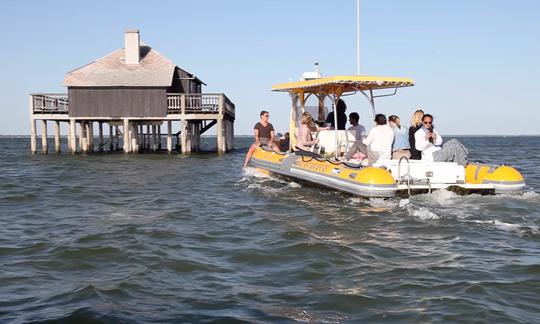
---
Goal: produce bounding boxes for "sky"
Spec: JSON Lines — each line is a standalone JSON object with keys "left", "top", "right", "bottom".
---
{"left": 0, "top": 0, "right": 539, "bottom": 135}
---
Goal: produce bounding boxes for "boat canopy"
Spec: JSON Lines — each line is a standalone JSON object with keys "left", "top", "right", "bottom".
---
{"left": 271, "top": 75, "right": 414, "bottom": 94}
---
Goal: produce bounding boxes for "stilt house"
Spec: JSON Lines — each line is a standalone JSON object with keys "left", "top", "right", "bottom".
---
{"left": 29, "top": 29, "right": 235, "bottom": 154}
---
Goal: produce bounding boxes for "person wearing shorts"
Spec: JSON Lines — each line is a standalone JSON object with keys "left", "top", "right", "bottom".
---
{"left": 243, "top": 110, "right": 279, "bottom": 168}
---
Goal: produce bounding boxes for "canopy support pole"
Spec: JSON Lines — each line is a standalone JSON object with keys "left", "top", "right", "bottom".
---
{"left": 360, "top": 89, "right": 376, "bottom": 119}
{"left": 332, "top": 92, "right": 341, "bottom": 158}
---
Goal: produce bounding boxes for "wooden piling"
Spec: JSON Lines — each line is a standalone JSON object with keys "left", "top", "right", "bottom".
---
{"left": 167, "top": 121, "right": 172, "bottom": 153}
{"left": 181, "top": 119, "right": 188, "bottom": 154}
{"left": 152, "top": 125, "right": 157, "bottom": 151}
{"left": 87, "top": 122, "right": 94, "bottom": 152}
{"left": 157, "top": 124, "right": 162, "bottom": 150}
{"left": 54, "top": 120, "right": 61, "bottom": 153}
{"left": 30, "top": 118, "right": 37, "bottom": 154}
{"left": 123, "top": 119, "right": 130, "bottom": 153}
{"left": 109, "top": 124, "right": 114, "bottom": 151}
{"left": 115, "top": 126, "right": 120, "bottom": 150}
{"left": 29, "top": 95, "right": 37, "bottom": 154}
{"left": 80, "top": 121, "right": 88, "bottom": 153}
{"left": 98, "top": 122, "right": 104, "bottom": 151}
{"left": 41, "top": 120, "right": 48, "bottom": 154}
{"left": 216, "top": 118, "right": 224, "bottom": 154}
{"left": 131, "top": 123, "right": 138, "bottom": 152}
{"left": 69, "top": 119, "right": 76, "bottom": 154}
{"left": 146, "top": 125, "right": 151, "bottom": 150}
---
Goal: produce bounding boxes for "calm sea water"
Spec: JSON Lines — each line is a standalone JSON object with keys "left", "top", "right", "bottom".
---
{"left": 1, "top": 136, "right": 539, "bottom": 323}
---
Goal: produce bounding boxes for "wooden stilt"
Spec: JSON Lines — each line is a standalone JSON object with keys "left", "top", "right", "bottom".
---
{"left": 78, "top": 122, "right": 84, "bottom": 152}
{"left": 123, "top": 119, "right": 130, "bottom": 153}
{"left": 109, "top": 124, "right": 114, "bottom": 151}
{"left": 146, "top": 125, "right": 151, "bottom": 150}
{"left": 217, "top": 118, "right": 224, "bottom": 154}
{"left": 181, "top": 119, "right": 188, "bottom": 154}
{"left": 167, "top": 120, "right": 172, "bottom": 153}
{"left": 115, "top": 126, "right": 120, "bottom": 150}
{"left": 54, "top": 120, "right": 61, "bottom": 154}
{"left": 69, "top": 119, "right": 76, "bottom": 154}
{"left": 87, "top": 122, "right": 94, "bottom": 152}
{"left": 41, "top": 120, "right": 48, "bottom": 154}
{"left": 138, "top": 124, "right": 144, "bottom": 150}
{"left": 29, "top": 95, "right": 37, "bottom": 154}
{"left": 157, "top": 124, "right": 162, "bottom": 150}
{"left": 151, "top": 125, "right": 157, "bottom": 151}
{"left": 30, "top": 118, "right": 37, "bottom": 154}
{"left": 98, "top": 122, "right": 104, "bottom": 151}
{"left": 131, "top": 123, "right": 138, "bottom": 152}
{"left": 80, "top": 121, "right": 88, "bottom": 153}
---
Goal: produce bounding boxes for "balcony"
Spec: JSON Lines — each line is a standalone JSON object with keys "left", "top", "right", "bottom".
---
{"left": 30, "top": 93, "right": 235, "bottom": 119}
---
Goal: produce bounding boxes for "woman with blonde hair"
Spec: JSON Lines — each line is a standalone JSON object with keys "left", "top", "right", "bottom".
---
{"left": 295, "top": 111, "right": 321, "bottom": 157}
{"left": 408, "top": 109, "right": 424, "bottom": 160}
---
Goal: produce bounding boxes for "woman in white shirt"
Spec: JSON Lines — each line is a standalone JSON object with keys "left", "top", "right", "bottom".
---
{"left": 362, "top": 114, "right": 394, "bottom": 162}
{"left": 414, "top": 114, "right": 469, "bottom": 166}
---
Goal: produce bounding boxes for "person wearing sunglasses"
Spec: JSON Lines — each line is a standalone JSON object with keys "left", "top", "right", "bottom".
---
{"left": 243, "top": 110, "right": 279, "bottom": 168}
{"left": 414, "top": 114, "right": 469, "bottom": 166}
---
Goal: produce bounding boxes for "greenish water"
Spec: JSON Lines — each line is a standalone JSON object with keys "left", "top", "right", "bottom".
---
{"left": 1, "top": 136, "right": 539, "bottom": 323}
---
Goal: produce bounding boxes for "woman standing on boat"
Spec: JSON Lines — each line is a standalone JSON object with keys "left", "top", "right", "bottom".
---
{"left": 409, "top": 109, "right": 424, "bottom": 160}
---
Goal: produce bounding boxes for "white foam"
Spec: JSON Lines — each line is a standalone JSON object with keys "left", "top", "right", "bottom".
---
{"left": 368, "top": 198, "right": 398, "bottom": 208}
{"left": 399, "top": 199, "right": 410, "bottom": 208}
{"left": 470, "top": 219, "right": 521, "bottom": 232}
{"left": 243, "top": 167, "right": 270, "bottom": 178}
{"left": 408, "top": 207, "right": 440, "bottom": 220}
{"left": 287, "top": 182, "right": 301, "bottom": 188}
{"left": 425, "top": 189, "right": 459, "bottom": 205}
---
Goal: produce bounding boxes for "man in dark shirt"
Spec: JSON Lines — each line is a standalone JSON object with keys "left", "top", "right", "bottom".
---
{"left": 243, "top": 110, "right": 279, "bottom": 168}
{"left": 325, "top": 99, "right": 347, "bottom": 130}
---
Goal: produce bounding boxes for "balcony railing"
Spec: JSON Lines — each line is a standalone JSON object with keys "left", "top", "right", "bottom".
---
{"left": 30, "top": 93, "right": 235, "bottom": 117}
{"left": 31, "top": 94, "right": 69, "bottom": 114}
{"left": 166, "top": 93, "right": 235, "bottom": 116}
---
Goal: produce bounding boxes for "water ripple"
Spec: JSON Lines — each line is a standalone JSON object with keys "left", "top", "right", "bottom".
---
{"left": 0, "top": 136, "right": 539, "bottom": 322}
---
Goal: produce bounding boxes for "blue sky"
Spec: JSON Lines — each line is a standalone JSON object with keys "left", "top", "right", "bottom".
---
{"left": 1, "top": 0, "right": 539, "bottom": 135}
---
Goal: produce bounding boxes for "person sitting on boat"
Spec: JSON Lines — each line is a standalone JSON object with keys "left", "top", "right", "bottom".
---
{"left": 295, "top": 112, "right": 322, "bottom": 157}
{"left": 342, "top": 113, "right": 367, "bottom": 161}
{"left": 279, "top": 132, "right": 290, "bottom": 152}
{"left": 414, "top": 114, "right": 469, "bottom": 166}
{"left": 408, "top": 109, "right": 424, "bottom": 160}
{"left": 363, "top": 114, "right": 394, "bottom": 162}
{"left": 325, "top": 99, "right": 347, "bottom": 130}
{"left": 389, "top": 115, "right": 411, "bottom": 160}
{"left": 243, "top": 110, "right": 280, "bottom": 168}
{"left": 348, "top": 112, "right": 366, "bottom": 140}
{"left": 343, "top": 113, "right": 393, "bottom": 164}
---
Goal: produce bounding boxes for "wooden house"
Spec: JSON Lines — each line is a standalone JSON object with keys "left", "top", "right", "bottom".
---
{"left": 30, "top": 29, "right": 235, "bottom": 154}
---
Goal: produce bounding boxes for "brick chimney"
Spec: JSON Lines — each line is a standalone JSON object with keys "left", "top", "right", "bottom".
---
{"left": 124, "top": 29, "right": 140, "bottom": 64}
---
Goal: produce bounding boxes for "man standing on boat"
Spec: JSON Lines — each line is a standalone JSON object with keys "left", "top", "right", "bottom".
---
{"left": 243, "top": 110, "right": 279, "bottom": 168}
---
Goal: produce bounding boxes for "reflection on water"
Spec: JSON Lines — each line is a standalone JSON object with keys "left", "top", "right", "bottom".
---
{"left": 0, "top": 136, "right": 539, "bottom": 323}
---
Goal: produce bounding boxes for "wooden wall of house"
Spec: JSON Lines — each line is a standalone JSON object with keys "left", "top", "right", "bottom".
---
{"left": 68, "top": 87, "right": 167, "bottom": 117}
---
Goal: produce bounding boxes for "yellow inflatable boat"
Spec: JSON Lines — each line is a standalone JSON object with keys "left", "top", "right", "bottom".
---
{"left": 247, "top": 74, "right": 526, "bottom": 198}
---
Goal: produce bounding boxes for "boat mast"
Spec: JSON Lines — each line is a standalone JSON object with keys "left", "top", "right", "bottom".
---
{"left": 356, "top": 0, "right": 360, "bottom": 75}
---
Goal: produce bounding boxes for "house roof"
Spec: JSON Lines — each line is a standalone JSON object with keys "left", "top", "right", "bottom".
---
{"left": 63, "top": 43, "right": 178, "bottom": 87}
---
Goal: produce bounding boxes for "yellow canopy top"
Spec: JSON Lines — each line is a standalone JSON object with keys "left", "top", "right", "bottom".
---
{"left": 271, "top": 75, "right": 414, "bottom": 94}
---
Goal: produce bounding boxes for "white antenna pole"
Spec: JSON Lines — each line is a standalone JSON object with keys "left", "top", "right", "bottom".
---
{"left": 356, "top": 0, "right": 360, "bottom": 75}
